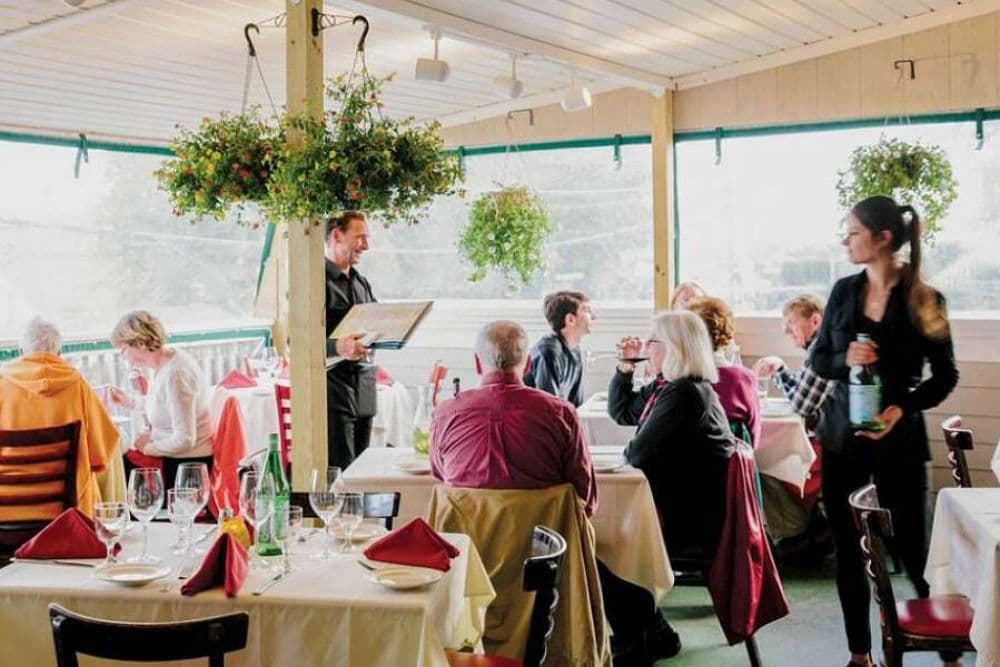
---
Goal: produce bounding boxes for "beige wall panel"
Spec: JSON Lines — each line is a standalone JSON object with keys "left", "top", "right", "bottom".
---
{"left": 441, "top": 124, "right": 467, "bottom": 148}
{"left": 626, "top": 88, "right": 653, "bottom": 134}
{"left": 777, "top": 59, "right": 819, "bottom": 121}
{"left": 859, "top": 37, "right": 905, "bottom": 118}
{"left": 817, "top": 49, "right": 862, "bottom": 120}
{"left": 949, "top": 13, "right": 998, "bottom": 110}
{"left": 591, "top": 88, "right": 630, "bottom": 136}
{"left": 532, "top": 104, "right": 573, "bottom": 140}
{"left": 903, "top": 26, "right": 952, "bottom": 114}
{"left": 674, "top": 79, "right": 738, "bottom": 131}
{"left": 737, "top": 69, "right": 779, "bottom": 125}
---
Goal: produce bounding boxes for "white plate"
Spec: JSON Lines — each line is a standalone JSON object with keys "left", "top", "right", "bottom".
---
{"left": 593, "top": 458, "right": 626, "bottom": 473}
{"left": 762, "top": 399, "right": 795, "bottom": 417}
{"left": 393, "top": 461, "right": 431, "bottom": 475}
{"left": 94, "top": 564, "right": 171, "bottom": 587}
{"left": 591, "top": 391, "right": 608, "bottom": 401}
{"left": 330, "top": 523, "right": 386, "bottom": 542}
{"left": 369, "top": 566, "right": 443, "bottom": 590}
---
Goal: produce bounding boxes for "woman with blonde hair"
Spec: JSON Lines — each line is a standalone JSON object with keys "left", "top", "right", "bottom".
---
{"left": 109, "top": 310, "right": 213, "bottom": 489}
{"left": 609, "top": 310, "right": 735, "bottom": 556}
{"left": 669, "top": 281, "right": 706, "bottom": 310}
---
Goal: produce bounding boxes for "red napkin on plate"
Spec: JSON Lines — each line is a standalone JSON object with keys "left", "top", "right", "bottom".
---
{"left": 181, "top": 533, "right": 248, "bottom": 598}
{"left": 219, "top": 369, "right": 257, "bottom": 389}
{"left": 363, "top": 517, "right": 460, "bottom": 571}
{"left": 14, "top": 508, "right": 109, "bottom": 559}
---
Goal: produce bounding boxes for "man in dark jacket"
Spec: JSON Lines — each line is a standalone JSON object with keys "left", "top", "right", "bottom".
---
{"left": 325, "top": 211, "right": 377, "bottom": 469}
{"left": 523, "top": 291, "right": 593, "bottom": 407}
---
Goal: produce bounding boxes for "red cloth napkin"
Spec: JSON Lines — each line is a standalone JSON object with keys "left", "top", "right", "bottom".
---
{"left": 181, "top": 533, "right": 249, "bottom": 598}
{"left": 363, "top": 517, "right": 460, "bottom": 571}
{"left": 219, "top": 369, "right": 257, "bottom": 389}
{"left": 125, "top": 449, "right": 163, "bottom": 471}
{"left": 375, "top": 366, "right": 394, "bottom": 386}
{"left": 14, "top": 508, "right": 109, "bottom": 559}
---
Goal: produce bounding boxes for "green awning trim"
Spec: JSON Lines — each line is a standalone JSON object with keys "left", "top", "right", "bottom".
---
{"left": 256, "top": 222, "right": 277, "bottom": 298}
{"left": 0, "top": 130, "right": 172, "bottom": 155}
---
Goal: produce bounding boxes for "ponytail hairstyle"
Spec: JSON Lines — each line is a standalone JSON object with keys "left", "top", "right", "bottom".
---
{"left": 851, "top": 195, "right": 949, "bottom": 340}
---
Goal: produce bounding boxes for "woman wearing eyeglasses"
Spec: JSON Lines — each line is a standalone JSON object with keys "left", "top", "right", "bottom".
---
{"left": 609, "top": 310, "right": 735, "bottom": 557}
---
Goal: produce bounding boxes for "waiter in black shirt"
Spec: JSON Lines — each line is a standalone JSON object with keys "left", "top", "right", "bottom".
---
{"left": 324, "top": 211, "right": 377, "bottom": 469}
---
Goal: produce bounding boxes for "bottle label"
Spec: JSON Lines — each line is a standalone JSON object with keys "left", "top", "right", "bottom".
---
{"left": 849, "top": 385, "right": 881, "bottom": 427}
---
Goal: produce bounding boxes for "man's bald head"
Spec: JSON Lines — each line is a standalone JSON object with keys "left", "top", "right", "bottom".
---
{"left": 474, "top": 320, "right": 528, "bottom": 372}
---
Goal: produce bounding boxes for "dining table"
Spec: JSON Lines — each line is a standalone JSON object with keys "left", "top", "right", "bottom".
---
{"left": 0, "top": 523, "right": 495, "bottom": 667}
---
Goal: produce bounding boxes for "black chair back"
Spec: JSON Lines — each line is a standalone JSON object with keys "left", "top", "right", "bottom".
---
{"left": 0, "top": 421, "right": 80, "bottom": 552}
{"left": 847, "top": 485, "right": 902, "bottom": 650}
{"left": 291, "top": 491, "right": 401, "bottom": 528}
{"left": 522, "top": 525, "right": 567, "bottom": 667}
{"left": 941, "top": 416, "right": 974, "bottom": 488}
{"left": 48, "top": 604, "right": 249, "bottom": 667}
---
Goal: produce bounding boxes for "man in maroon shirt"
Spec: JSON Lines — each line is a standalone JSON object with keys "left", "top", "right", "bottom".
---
{"left": 431, "top": 320, "right": 680, "bottom": 666}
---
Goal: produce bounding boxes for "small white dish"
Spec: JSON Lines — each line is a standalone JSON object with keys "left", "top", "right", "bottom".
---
{"left": 393, "top": 461, "right": 431, "bottom": 475}
{"left": 591, "top": 391, "right": 608, "bottom": 402}
{"left": 369, "top": 566, "right": 443, "bottom": 590}
{"left": 593, "top": 458, "right": 626, "bottom": 473}
{"left": 94, "top": 563, "right": 171, "bottom": 587}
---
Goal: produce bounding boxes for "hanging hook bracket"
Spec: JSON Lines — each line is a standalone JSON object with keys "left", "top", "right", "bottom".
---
{"left": 974, "top": 107, "right": 985, "bottom": 150}
{"left": 893, "top": 59, "right": 915, "bottom": 80}
{"left": 353, "top": 15, "right": 369, "bottom": 53}
{"left": 714, "top": 127, "right": 723, "bottom": 166}
{"left": 243, "top": 23, "right": 259, "bottom": 57}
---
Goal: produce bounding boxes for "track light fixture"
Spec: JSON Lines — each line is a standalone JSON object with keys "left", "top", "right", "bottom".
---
{"left": 492, "top": 56, "right": 523, "bottom": 100}
{"left": 561, "top": 67, "right": 592, "bottom": 113}
{"left": 414, "top": 27, "right": 450, "bottom": 82}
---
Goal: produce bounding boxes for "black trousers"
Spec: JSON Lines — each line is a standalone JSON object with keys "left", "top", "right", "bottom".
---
{"left": 327, "top": 411, "right": 372, "bottom": 470}
{"left": 123, "top": 454, "right": 215, "bottom": 495}
{"left": 597, "top": 560, "right": 661, "bottom": 642}
{"left": 823, "top": 448, "right": 933, "bottom": 655}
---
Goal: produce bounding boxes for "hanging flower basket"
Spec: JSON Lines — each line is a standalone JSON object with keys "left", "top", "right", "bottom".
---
{"left": 458, "top": 185, "right": 552, "bottom": 286}
{"left": 835, "top": 136, "right": 957, "bottom": 242}
{"left": 156, "top": 73, "right": 463, "bottom": 226}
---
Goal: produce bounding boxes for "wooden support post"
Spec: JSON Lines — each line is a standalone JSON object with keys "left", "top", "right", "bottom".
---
{"left": 651, "top": 90, "right": 675, "bottom": 311}
{"left": 285, "top": 0, "right": 327, "bottom": 489}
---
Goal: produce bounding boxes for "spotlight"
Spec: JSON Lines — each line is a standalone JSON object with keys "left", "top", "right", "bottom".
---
{"left": 492, "top": 56, "right": 523, "bottom": 99}
{"left": 561, "top": 68, "right": 592, "bottom": 112}
{"left": 64, "top": 0, "right": 86, "bottom": 6}
{"left": 415, "top": 28, "right": 450, "bottom": 82}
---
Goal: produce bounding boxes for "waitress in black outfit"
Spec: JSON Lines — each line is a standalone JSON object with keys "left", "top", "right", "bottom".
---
{"left": 810, "top": 196, "right": 959, "bottom": 667}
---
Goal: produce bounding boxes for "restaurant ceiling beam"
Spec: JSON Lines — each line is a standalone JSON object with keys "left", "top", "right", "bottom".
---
{"left": 674, "top": 0, "right": 1000, "bottom": 90}
{"left": 351, "top": 0, "right": 675, "bottom": 89}
{"left": 0, "top": 0, "right": 159, "bottom": 48}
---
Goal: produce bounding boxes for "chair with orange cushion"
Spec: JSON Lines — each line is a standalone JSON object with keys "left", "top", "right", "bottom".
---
{"left": 0, "top": 422, "right": 80, "bottom": 555}
{"left": 940, "top": 416, "right": 974, "bottom": 488}
{"left": 447, "top": 525, "right": 567, "bottom": 667}
{"left": 848, "top": 483, "right": 975, "bottom": 666}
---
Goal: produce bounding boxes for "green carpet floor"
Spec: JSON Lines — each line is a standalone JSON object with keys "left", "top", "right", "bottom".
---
{"left": 654, "top": 556, "right": 965, "bottom": 666}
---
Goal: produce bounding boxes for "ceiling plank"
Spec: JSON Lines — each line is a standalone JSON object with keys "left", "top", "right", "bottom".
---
{"left": 0, "top": 0, "right": 159, "bottom": 46}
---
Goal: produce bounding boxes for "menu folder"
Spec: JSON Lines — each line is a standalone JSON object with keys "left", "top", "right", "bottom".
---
{"left": 329, "top": 301, "right": 433, "bottom": 351}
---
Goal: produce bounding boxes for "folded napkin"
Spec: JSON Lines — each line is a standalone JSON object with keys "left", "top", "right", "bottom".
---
{"left": 363, "top": 517, "right": 460, "bottom": 571}
{"left": 219, "top": 369, "right": 257, "bottom": 389}
{"left": 125, "top": 449, "right": 163, "bottom": 470}
{"left": 181, "top": 533, "right": 248, "bottom": 598}
{"left": 14, "top": 508, "right": 109, "bottom": 559}
{"left": 375, "top": 366, "right": 394, "bottom": 386}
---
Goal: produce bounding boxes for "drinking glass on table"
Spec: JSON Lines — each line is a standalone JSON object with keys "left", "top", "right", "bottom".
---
{"left": 239, "top": 470, "right": 273, "bottom": 567}
{"left": 174, "top": 462, "right": 211, "bottom": 524}
{"left": 127, "top": 467, "right": 164, "bottom": 563}
{"left": 756, "top": 376, "right": 770, "bottom": 403}
{"left": 262, "top": 347, "right": 280, "bottom": 381}
{"left": 338, "top": 492, "right": 364, "bottom": 552}
{"left": 167, "top": 488, "right": 199, "bottom": 555}
{"left": 93, "top": 501, "right": 129, "bottom": 570}
{"left": 284, "top": 505, "right": 304, "bottom": 557}
{"left": 309, "top": 467, "right": 344, "bottom": 560}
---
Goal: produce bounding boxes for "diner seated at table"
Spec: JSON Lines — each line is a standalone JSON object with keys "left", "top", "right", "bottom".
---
{"left": 108, "top": 310, "right": 214, "bottom": 490}
{"left": 522, "top": 290, "right": 592, "bottom": 407}
{"left": 609, "top": 311, "right": 735, "bottom": 558}
{"left": 669, "top": 280, "right": 706, "bottom": 310}
{"left": 686, "top": 296, "right": 761, "bottom": 446}
{"left": 0, "top": 317, "right": 119, "bottom": 517}
{"left": 430, "top": 320, "right": 680, "bottom": 667}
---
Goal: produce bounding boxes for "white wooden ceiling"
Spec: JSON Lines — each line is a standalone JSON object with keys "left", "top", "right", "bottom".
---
{"left": 0, "top": 0, "right": 996, "bottom": 144}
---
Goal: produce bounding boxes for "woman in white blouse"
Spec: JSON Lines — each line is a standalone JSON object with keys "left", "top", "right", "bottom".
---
{"left": 110, "top": 310, "right": 213, "bottom": 489}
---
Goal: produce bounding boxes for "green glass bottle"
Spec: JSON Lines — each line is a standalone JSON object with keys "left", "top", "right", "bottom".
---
{"left": 849, "top": 333, "right": 884, "bottom": 431}
{"left": 255, "top": 433, "right": 291, "bottom": 556}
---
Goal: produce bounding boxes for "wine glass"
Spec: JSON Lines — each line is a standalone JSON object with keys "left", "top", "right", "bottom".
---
{"left": 262, "top": 347, "right": 280, "bottom": 381}
{"left": 167, "top": 488, "right": 199, "bottom": 555}
{"left": 338, "top": 492, "right": 364, "bottom": 553}
{"left": 284, "top": 505, "right": 304, "bottom": 558}
{"left": 174, "top": 462, "right": 211, "bottom": 522}
{"left": 239, "top": 470, "right": 273, "bottom": 566}
{"left": 127, "top": 468, "right": 164, "bottom": 564}
{"left": 309, "top": 467, "right": 344, "bottom": 560}
{"left": 93, "top": 502, "right": 129, "bottom": 570}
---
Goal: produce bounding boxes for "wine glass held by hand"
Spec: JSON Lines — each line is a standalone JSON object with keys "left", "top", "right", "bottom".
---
{"left": 127, "top": 468, "right": 164, "bottom": 564}
{"left": 93, "top": 502, "right": 129, "bottom": 570}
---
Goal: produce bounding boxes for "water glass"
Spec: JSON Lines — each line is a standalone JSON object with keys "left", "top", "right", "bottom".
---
{"left": 174, "top": 462, "right": 211, "bottom": 520}
{"left": 262, "top": 347, "right": 280, "bottom": 381}
{"left": 338, "top": 492, "right": 364, "bottom": 552}
{"left": 127, "top": 468, "right": 164, "bottom": 563}
{"left": 167, "top": 488, "right": 199, "bottom": 554}
{"left": 309, "top": 468, "right": 344, "bottom": 560}
{"left": 93, "top": 502, "right": 128, "bottom": 570}
{"left": 287, "top": 505, "right": 304, "bottom": 552}
{"left": 757, "top": 376, "right": 770, "bottom": 402}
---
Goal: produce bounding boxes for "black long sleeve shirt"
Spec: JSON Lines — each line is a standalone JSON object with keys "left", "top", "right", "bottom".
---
{"left": 523, "top": 332, "right": 584, "bottom": 407}
{"left": 325, "top": 259, "right": 377, "bottom": 416}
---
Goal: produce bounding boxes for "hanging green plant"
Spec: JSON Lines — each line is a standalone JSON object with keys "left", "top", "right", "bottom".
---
{"left": 154, "top": 109, "right": 279, "bottom": 224}
{"left": 835, "top": 136, "right": 957, "bottom": 242}
{"left": 265, "top": 72, "right": 464, "bottom": 225}
{"left": 459, "top": 185, "right": 552, "bottom": 286}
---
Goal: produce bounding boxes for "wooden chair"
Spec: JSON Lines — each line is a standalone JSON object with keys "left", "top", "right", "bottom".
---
{"left": 0, "top": 422, "right": 80, "bottom": 554}
{"left": 291, "top": 490, "right": 401, "bottom": 528}
{"left": 848, "top": 484, "right": 974, "bottom": 666}
{"left": 273, "top": 380, "right": 292, "bottom": 475}
{"left": 48, "top": 604, "right": 248, "bottom": 667}
{"left": 940, "top": 416, "right": 974, "bottom": 488}
{"left": 447, "top": 525, "right": 567, "bottom": 667}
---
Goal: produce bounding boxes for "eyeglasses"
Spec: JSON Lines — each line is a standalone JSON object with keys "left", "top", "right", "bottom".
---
{"left": 645, "top": 337, "right": 662, "bottom": 346}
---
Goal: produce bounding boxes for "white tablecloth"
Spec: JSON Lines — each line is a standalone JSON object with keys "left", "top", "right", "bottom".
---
{"left": 577, "top": 395, "right": 816, "bottom": 491}
{"left": 0, "top": 524, "right": 494, "bottom": 667}
{"left": 925, "top": 488, "right": 1000, "bottom": 666}
{"left": 215, "top": 382, "right": 413, "bottom": 452}
{"left": 342, "top": 447, "right": 674, "bottom": 602}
